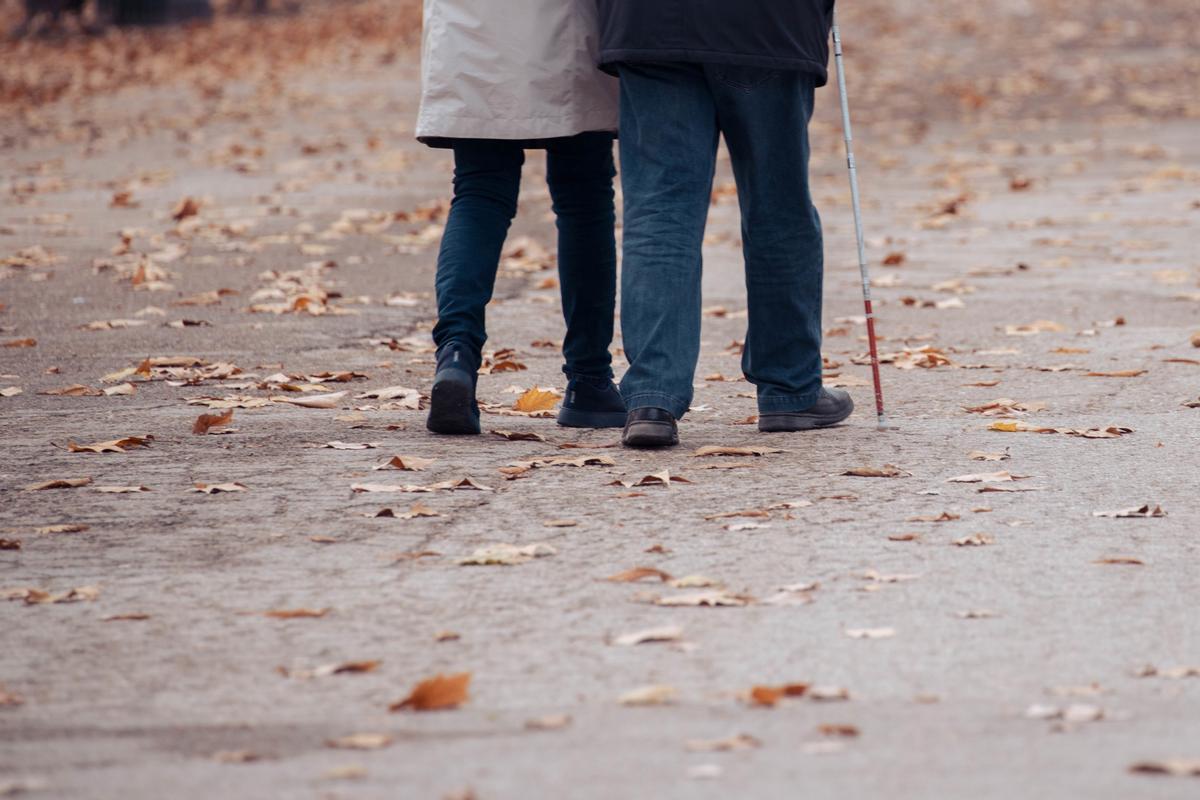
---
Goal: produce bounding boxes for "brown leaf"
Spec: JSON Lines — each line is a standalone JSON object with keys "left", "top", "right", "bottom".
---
{"left": 41, "top": 384, "right": 104, "bottom": 397}
{"left": 67, "top": 436, "right": 153, "bottom": 453}
{"left": 632, "top": 471, "right": 691, "bottom": 488}
{"left": 35, "top": 524, "right": 90, "bottom": 534}
{"left": 946, "top": 471, "right": 1028, "bottom": 484}
{"left": 1093, "top": 505, "right": 1166, "bottom": 518}
{"left": 604, "top": 567, "right": 673, "bottom": 584}
{"left": 490, "top": 429, "right": 547, "bottom": 442}
{"left": 326, "top": 733, "right": 393, "bottom": 750}
{"left": 525, "top": 714, "right": 572, "bottom": 731}
{"left": 513, "top": 387, "right": 560, "bottom": 413}
{"left": 103, "top": 613, "right": 151, "bottom": 622}
{"left": 191, "top": 482, "right": 248, "bottom": 494}
{"left": 1086, "top": 369, "right": 1147, "bottom": 378}
{"left": 614, "top": 625, "right": 683, "bottom": 646}
{"left": 685, "top": 734, "right": 762, "bottom": 752}
{"left": 390, "top": 672, "right": 471, "bottom": 712}
{"left": 459, "top": 542, "right": 556, "bottom": 565}
{"left": 888, "top": 532, "right": 920, "bottom": 542}
{"left": 655, "top": 590, "right": 750, "bottom": 607}
{"left": 1128, "top": 759, "right": 1200, "bottom": 777}
{"left": 746, "top": 683, "right": 809, "bottom": 707}
{"left": 1095, "top": 556, "right": 1145, "bottom": 566}
{"left": 171, "top": 196, "right": 201, "bottom": 221}
{"left": 818, "top": 724, "right": 861, "bottom": 738}
{"left": 693, "top": 445, "right": 782, "bottom": 457}
{"left": 0, "top": 539, "right": 20, "bottom": 550}
{"left": 193, "top": 408, "right": 234, "bottom": 435}
{"left": 618, "top": 685, "right": 677, "bottom": 706}
{"left": 26, "top": 477, "right": 92, "bottom": 490}
{"left": 271, "top": 391, "right": 346, "bottom": 409}
{"left": 264, "top": 608, "right": 329, "bottom": 619}
{"left": 953, "top": 533, "right": 995, "bottom": 547}
{"left": 374, "top": 455, "right": 436, "bottom": 471}
{"left": 842, "top": 464, "right": 911, "bottom": 478}
{"left": 968, "top": 450, "right": 1010, "bottom": 461}
{"left": 907, "top": 512, "right": 960, "bottom": 523}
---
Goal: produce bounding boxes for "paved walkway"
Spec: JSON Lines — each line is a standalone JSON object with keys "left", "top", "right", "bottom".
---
{"left": 2, "top": 3, "right": 1199, "bottom": 798}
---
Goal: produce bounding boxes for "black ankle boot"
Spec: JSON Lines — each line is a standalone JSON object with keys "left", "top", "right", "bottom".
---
{"left": 557, "top": 374, "right": 627, "bottom": 429}
{"left": 426, "top": 344, "right": 481, "bottom": 435}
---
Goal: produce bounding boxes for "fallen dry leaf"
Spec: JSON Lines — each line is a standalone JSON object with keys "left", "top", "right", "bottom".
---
{"left": 191, "top": 482, "right": 248, "bottom": 494}
{"left": 525, "top": 714, "right": 572, "bottom": 731}
{"left": 35, "top": 524, "right": 90, "bottom": 534}
{"left": 842, "top": 465, "right": 911, "bottom": 478}
{"left": 604, "top": 567, "right": 672, "bottom": 584}
{"left": 67, "top": 436, "right": 153, "bottom": 453}
{"left": 1128, "top": 759, "right": 1200, "bottom": 777}
{"left": 325, "top": 733, "right": 393, "bottom": 750}
{"left": 271, "top": 391, "right": 346, "bottom": 409}
{"left": 631, "top": 471, "right": 691, "bottom": 488}
{"left": 907, "top": 512, "right": 960, "bottom": 523}
{"left": 390, "top": 672, "right": 470, "bottom": 712}
{"left": 1092, "top": 505, "right": 1166, "bottom": 518}
{"left": 374, "top": 455, "right": 436, "bottom": 471}
{"left": 193, "top": 408, "right": 234, "bottom": 435}
{"left": 94, "top": 485, "right": 151, "bottom": 494}
{"left": 817, "top": 724, "right": 861, "bottom": 738}
{"left": 745, "top": 683, "right": 810, "bottom": 707}
{"left": 26, "top": 477, "right": 92, "bottom": 490}
{"left": 41, "top": 384, "right": 104, "bottom": 396}
{"left": 968, "top": 450, "right": 1010, "bottom": 461}
{"left": 2, "top": 338, "right": 37, "bottom": 348}
{"left": 655, "top": 591, "right": 750, "bottom": 608}
{"left": 953, "top": 533, "right": 995, "bottom": 546}
{"left": 685, "top": 734, "right": 762, "bottom": 752}
{"left": 1086, "top": 369, "right": 1147, "bottom": 378}
{"left": 946, "top": 471, "right": 1028, "bottom": 484}
{"left": 264, "top": 608, "right": 329, "bottom": 619}
{"left": 490, "top": 429, "right": 547, "bottom": 442}
{"left": 988, "top": 421, "right": 1133, "bottom": 438}
{"left": 618, "top": 685, "right": 677, "bottom": 706}
{"left": 1095, "top": 556, "right": 1145, "bottom": 566}
{"left": 513, "top": 387, "right": 559, "bottom": 413}
{"left": 321, "top": 441, "right": 378, "bottom": 450}
{"left": 614, "top": 625, "right": 684, "bottom": 646}
{"left": 693, "top": 445, "right": 782, "bottom": 457}
{"left": 0, "top": 539, "right": 20, "bottom": 550}
{"left": 458, "top": 542, "right": 556, "bottom": 566}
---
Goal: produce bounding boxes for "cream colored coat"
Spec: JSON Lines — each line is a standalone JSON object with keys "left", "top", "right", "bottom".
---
{"left": 416, "top": 0, "right": 618, "bottom": 141}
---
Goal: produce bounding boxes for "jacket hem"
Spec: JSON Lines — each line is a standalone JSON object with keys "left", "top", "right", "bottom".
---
{"left": 599, "top": 48, "right": 829, "bottom": 86}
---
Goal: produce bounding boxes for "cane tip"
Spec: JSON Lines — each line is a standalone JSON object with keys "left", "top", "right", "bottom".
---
{"left": 875, "top": 415, "right": 898, "bottom": 432}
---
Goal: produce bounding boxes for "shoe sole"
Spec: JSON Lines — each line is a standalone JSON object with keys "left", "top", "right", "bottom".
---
{"left": 556, "top": 407, "right": 628, "bottom": 429}
{"left": 426, "top": 369, "right": 480, "bottom": 435}
{"left": 622, "top": 421, "right": 679, "bottom": 448}
{"left": 757, "top": 403, "right": 854, "bottom": 433}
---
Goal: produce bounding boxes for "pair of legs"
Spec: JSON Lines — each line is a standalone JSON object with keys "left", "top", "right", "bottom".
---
{"left": 428, "top": 132, "right": 625, "bottom": 434}
{"left": 618, "top": 63, "right": 847, "bottom": 442}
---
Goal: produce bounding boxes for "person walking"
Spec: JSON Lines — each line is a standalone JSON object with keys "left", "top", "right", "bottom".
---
{"left": 417, "top": 0, "right": 626, "bottom": 435}
{"left": 595, "top": 0, "right": 854, "bottom": 447}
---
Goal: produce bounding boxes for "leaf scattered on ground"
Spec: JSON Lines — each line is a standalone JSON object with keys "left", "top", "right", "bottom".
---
{"left": 26, "top": 477, "right": 92, "bottom": 490}
{"left": 193, "top": 408, "right": 234, "bottom": 435}
{"left": 192, "top": 482, "right": 248, "bottom": 494}
{"left": 614, "top": 626, "right": 683, "bottom": 647}
{"left": 618, "top": 685, "right": 677, "bottom": 706}
{"left": 264, "top": 608, "right": 329, "bottom": 619}
{"left": 845, "top": 627, "right": 896, "bottom": 639}
{"left": 390, "top": 672, "right": 470, "bottom": 712}
{"left": 842, "top": 465, "right": 911, "bottom": 478}
{"left": 67, "top": 436, "right": 153, "bottom": 453}
{"left": 325, "top": 733, "right": 393, "bottom": 750}
{"left": 459, "top": 542, "right": 556, "bottom": 566}
{"left": 953, "top": 533, "right": 995, "bottom": 546}
{"left": 604, "top": 567, "right": 672, "bottom": 584}
{"left": 655, "top": 591, "right": 750, "bottom": 607}
{"left": 685, "top": 734, "right": 762, "bottom": 752}
{"left": 374, "top": 455, "right": 436, "bottom": 471}
{"left": 692, "top": 445, "right": 782, "bottom": 457}
{"left": 1093, "top": 505, "right": 1166, "bottom": 518}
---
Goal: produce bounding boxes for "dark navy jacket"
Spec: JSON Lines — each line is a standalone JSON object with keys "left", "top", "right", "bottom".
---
{"left": 595, "top": 0, "right": 836, "bottom": 85}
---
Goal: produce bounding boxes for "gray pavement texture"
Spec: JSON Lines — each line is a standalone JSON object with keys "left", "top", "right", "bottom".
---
{"left": 2, "top": 1, "right": 1200, "bottom": 798}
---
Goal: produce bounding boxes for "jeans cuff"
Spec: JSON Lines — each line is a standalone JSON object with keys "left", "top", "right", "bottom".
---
{"left": 757, "top": 387, "right": 821, "bottom": 414}
{"left": 622, "top": 391, "right": 690, "bottom": 421}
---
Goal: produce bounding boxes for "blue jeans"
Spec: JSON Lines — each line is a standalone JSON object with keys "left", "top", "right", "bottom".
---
{"left": 432, "top": 133, "right": 617, "bottom": 379}
{"left": 617, "top": 63, "right": 824, "bottom": 419}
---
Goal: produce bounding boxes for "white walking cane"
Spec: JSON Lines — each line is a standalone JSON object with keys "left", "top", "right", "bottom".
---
{"left": 832, "top": 10, "right": 892, "bottom": 430}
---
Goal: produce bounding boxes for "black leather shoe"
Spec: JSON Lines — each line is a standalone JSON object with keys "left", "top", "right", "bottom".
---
{"left": 622, "top": 407, "right": 679, "bottom": 448}
{"left": 758, "top": 387, "right": 854, "bottom": 432}
{"left": 557, "top": 375, "right": 627, "bottom": 429}
{"left": 426, "top": 343, "right": 481, "bottom": 435}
